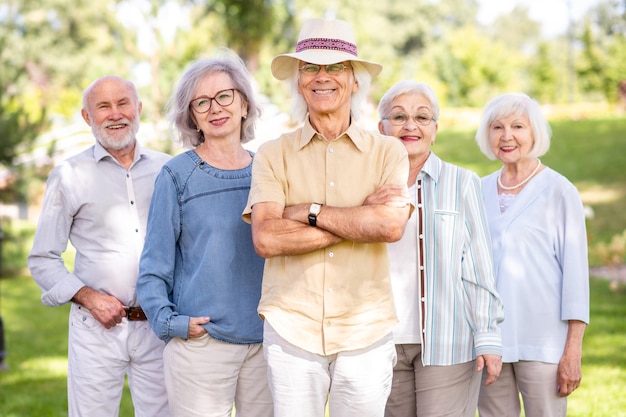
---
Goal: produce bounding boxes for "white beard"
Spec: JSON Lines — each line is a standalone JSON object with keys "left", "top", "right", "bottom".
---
{"left": 92, "top": 118, "right": 139, "bottom": 151}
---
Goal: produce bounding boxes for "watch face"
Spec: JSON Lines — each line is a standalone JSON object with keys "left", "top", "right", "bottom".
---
{"left": 310, "top": 203, "right": 322, "bottom": 215}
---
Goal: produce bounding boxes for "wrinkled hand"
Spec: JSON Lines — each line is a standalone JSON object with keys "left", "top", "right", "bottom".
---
{"left": 476, "top": 354, "right": 502, "bottom": 386}
{"left": 73, "top": 287, "right": 125, "bottom": 329}
{"left": 557, "top": 353, "right": 582, "bottom": 397}
{"left": 363, "top": 184, "right": 410, "bottom": 208}
{"left": 188, "top": 316, "right": 211, "bottom": 339}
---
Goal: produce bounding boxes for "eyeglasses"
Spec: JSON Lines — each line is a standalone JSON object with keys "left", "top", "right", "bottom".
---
{"left": 382, "top": 111, "right": 436, "bottom": 126}
{"left": 189, "top": 89, "right": 238, "bottom": 113}
{"left": 299, "top": 63, "right": 352, "bottom": 76}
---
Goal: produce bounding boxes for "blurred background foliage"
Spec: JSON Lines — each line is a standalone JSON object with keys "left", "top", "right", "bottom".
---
{"left": 1, "top": 0, "right": 625, "bottom": 222}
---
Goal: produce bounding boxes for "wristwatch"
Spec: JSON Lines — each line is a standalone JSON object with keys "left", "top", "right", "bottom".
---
{"left": 308, "top": 203, "right": 323, "bottom": 227}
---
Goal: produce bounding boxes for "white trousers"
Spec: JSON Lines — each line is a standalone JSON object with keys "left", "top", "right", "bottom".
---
{"left": 68, "top": 303, "right": 168, "bottom": 417}
{"left": 163, "top": 333, "right": 273, "bottom": 417}
{"left": 263, "top": 321, "right": 396, "bottom": 417}
{"left": 478, "top": 361, "right": 567, "bottom": 417}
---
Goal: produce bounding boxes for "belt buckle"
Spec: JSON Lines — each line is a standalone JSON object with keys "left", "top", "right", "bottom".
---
{"left": 125, "top": 307, "right": 146, "bottom": 321}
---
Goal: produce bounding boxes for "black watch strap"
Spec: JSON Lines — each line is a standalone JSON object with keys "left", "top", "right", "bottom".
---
{"left": 308, "top": 203, "right": 322, "bottom": 227}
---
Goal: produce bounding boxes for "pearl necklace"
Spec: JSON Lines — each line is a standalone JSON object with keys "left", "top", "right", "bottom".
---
{"left": 497, "top": 158, "right": 541, "bottom": 191}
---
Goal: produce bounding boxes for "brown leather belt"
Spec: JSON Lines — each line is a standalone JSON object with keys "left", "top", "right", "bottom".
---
{"left": 124, "top": 307, "right": 147, "bottom": 321}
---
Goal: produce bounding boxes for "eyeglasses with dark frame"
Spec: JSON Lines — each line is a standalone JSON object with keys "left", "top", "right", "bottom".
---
{"left": 299, "top": 63, "right": 352, "bottom": 76}
{"left": 189, "top": 88, "right": 238, "bottom": 113}
{"left": 382, "top": 110, "right": 437, "bottom": 126}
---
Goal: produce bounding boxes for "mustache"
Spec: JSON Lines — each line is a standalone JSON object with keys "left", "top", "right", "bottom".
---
{"left": 102, "top": 119, "right": 131, "bottom": 128}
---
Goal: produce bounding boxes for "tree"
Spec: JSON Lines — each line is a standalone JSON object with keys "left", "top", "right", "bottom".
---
{"left": 421, "top": 26, "right": 518, "bottom": 107}
{"left": 528, "top": 42, "right": 560, "bottom": 103}
{"left": 579, "top": 0, "right": 626, "bottom": 103}
{"left": 0, "top": 0, "right": 133, "bottom": 208}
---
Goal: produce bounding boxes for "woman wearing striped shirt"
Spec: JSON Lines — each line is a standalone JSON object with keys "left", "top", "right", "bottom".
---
{"left": 370, "top": 80, "right": 504, "bottom": 417}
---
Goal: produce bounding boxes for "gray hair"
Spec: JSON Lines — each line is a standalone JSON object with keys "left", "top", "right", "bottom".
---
{"left": 377, "top": 80, "right": 440, "bottom": 123}
{"left": 167, "top": 51, "right": 261, "bottom": 148}
{"left": 475, "top": 92, "right": 551, "bottom": 160}
{"left": 283, "top": 61, "right": 373, "bottom": 123}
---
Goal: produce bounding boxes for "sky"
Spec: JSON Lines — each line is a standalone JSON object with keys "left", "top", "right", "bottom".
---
{"left": 477, "top": 0, "right": 604, "bottom": 37}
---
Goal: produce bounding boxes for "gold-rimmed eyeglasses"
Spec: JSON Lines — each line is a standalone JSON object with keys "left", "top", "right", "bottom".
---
{"left": 299, "top": 63, "right": 352, "bottom": 76}
{"left": 189, "top": 88, "right": 238, "bottom": 113}
{"left": 382, "top": 111, "right": 436, "bottom": 126}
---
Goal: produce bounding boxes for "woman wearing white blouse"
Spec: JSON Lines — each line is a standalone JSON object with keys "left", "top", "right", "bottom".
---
{"left": 475, "top": 92, "right": 590, "bottom": 417}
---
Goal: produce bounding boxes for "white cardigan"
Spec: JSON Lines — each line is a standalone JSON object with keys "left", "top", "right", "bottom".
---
{"left": 482, "top": 167, "right": 590, "bottom": 363}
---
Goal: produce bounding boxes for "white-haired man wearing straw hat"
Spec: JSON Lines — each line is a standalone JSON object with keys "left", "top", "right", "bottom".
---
{"left": 243, "top": 18, "right": 412, "bottom": 417}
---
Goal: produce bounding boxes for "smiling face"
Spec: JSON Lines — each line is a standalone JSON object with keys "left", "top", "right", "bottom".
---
{"left": 296, "top": 60, "right": 357, "bottom": 119}
{"left": 488, "top": 112, "right": 535, "bottom": 164}
{"left": 190, "top": 71, "right": 247, "bottom": 142}
{"left": 81, "top": 77, "right": 141, "bottom": 151}
{"left": 379, "top": 93, "right": 438, "bottom": 160}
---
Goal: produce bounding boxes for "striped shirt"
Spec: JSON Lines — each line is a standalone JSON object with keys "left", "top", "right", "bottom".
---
{"left": 389, "top": 152, "right": 504, "bottom": 365}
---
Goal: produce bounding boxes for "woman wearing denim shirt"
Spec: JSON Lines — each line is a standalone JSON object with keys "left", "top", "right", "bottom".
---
{"left": 137, "top": 51, "right": 272, "bottom": 417}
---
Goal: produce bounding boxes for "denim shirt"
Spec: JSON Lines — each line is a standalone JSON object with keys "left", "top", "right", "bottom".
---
{"left": 137, "top": 150, "right": 265, "bottom": 344}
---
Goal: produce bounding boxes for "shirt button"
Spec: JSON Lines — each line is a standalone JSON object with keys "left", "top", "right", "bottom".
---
{"left": 130, "top": 201, "right": 134, "bottom": 205}
{"left": 421, "top": 297, "right": 425, "bottom": 302}
{"left": 135, "top": 229, "right": 139, "bottom": 232}
{"left": 329, "top": 252, "right": 334, "bottom": 258}
{"left": 417, "top": 203, "right": 422, "bottom": 208}
{"left": 419, "top": 265, "right": 424, "bottom": 270}
{"left": 419, "top": 234, "right": 424, "bottom": 239}
{"left": 329, "top": 148, "right": 334, "bottom": 153}
{"left": 329, "top": 181, "right": 335, "bottom": 187}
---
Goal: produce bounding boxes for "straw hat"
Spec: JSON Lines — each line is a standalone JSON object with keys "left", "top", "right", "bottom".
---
{"left": 271, "top": 18, "right": 383, "bottom": 80}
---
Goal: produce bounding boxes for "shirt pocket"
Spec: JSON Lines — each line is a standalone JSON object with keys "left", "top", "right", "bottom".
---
{"left": 433, "top": 210, "right": 460, "bottom": 260}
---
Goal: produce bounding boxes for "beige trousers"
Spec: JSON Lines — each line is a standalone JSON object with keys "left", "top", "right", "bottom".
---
{"left": 478, "top": 361, "right": 567, "bottom": 417}
{"left": 163, "top": 333, "right": 273, "bottom": 417}
{"left": 384, "top": 344, "right": 481, "bottom": 417}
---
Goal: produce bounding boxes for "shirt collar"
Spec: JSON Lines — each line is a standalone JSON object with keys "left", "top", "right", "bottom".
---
{"left": 420, "top": 151, "right": 442, "bottom": 183}
{"left": 93, "top": 139, "right": 142, "bottom": 166}
{"left": 299, "top": 117, "right": 366, "bottom": 152}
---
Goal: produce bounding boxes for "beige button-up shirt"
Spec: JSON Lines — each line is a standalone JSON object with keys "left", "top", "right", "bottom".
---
{"left": 244, "top": 119, "right": 409, "bottom": 355}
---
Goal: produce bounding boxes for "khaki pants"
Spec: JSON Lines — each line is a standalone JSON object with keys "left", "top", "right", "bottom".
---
{"left": 478, "top": 361, "right": 567, "bottom": 417}
{"left": 385, "top": 344, "right": 481, "bottom": 417}
{"left": 163, "top": 333, "right": 273, "bottom": 417}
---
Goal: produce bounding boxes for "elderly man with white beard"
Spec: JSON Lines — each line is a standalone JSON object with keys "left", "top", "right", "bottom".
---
{"left": 28, "top": 76, "right": 171, "bottom": 417}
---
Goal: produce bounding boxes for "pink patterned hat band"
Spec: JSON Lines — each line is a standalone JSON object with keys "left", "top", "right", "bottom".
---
{"left": 295, "top": 37, "right": 358, "bottom": 57}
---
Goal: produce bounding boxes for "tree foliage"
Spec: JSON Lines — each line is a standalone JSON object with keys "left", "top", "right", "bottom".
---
{"left": 1, "top": 0, "right": 625, "bottom": 209}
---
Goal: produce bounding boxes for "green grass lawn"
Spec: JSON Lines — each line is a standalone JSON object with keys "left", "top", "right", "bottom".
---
{"left": 1, "top": 276, "right": 624, "bottom": 416}
{"left": 0, "top": 276, "right": 134, "bottom": 416}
